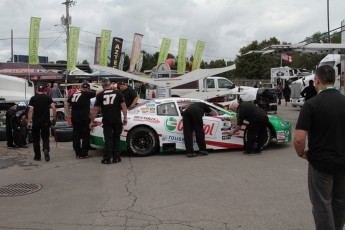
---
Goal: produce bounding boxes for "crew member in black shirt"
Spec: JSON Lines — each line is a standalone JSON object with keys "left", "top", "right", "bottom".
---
{"left": 90, "top": 78, "right": 127, "bottom": 164}
{"left": 6, "top": 102, "right": 29, "bottom": 148}
{"left": 294, "top": 65, "right": 345, "bottom": 230}
{"left": 67, "top": 82, "right": 96, "bottom": 158}
{"left": 300, "top": 80, "right": 317, "bottom": 101}
{"left": 118, "top": 81, "right": 138, "bottom": 108}
{"left": 182, "top": 102, "right": 215, "bottom": 157}
{"left": 229, "top": 101, "right": 269, "bottom": 154}
{"left": 27, "top": 84, "right": 56, "bottom": 162}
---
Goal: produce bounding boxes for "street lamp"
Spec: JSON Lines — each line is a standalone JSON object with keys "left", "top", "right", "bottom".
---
{"left": 327, "top": 0, "right": 330, "bottom": 43}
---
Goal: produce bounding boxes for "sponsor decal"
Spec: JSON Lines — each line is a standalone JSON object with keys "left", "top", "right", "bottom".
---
{"left": 165, "top": 117, "right": 218, "bottom": 137}
{"left": 133, "top": 116, "right": 160, "bottom": 123}
{"left": 149, "top": 108, "right": 156, "bottom": 113}
{"left": 222, "top": 136, "right": 231, "bottom": 140}
{"left": 222, "top": 131, "right": 231, "bottom": 135}
{"left": 165, "top": 117, "right": 178, "bottom": 131}
{"left": 146, "top": 103, "right": 156, "bottom": 108}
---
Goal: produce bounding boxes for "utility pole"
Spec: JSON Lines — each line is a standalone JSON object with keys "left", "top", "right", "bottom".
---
{"left": 11, "top": 29, "right": 14, "bottom": 63}
{"left": 61, "top": 0, "right": 75, "bottom": 93}
{"left": 61, "top": 0, "right": 75, "bottom": 58}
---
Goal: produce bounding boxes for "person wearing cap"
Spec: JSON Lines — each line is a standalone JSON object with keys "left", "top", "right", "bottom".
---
{"left": 27, "top": 84, "right": 57, "bottom": 162}
{"left": 118, "top": 80, "right": 138, "bottom": 109}
{"left": 90, "top": 78, "right": 127, "bottom": 165}
{"left": 229, "top": 101, "right": 268, "bottom": 154}
{"left": 66, "top": 82, "right": 96, "bottom": 158}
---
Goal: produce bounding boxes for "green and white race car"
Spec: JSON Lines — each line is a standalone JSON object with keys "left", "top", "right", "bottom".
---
{"left": 90, "top": 98, "right": 291, "bottom": 156}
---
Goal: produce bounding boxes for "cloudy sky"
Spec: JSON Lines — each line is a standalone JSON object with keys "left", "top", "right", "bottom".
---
{"left": 0, "top": 0, "right": 344, "bottom": 64}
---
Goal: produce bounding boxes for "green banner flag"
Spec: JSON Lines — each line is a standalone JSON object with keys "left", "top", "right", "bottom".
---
{"left": 157, "top": 38, "right": 171, "bottom": 66}
{"left": 67, "top": 26, "right": 80, "bottom": 71}
{"left": 192, "top": 40, "right": 205, "bottom": 71}
{"left": 28, "top": 17, "right": 41, "bottom": 64}
{"left": 177, "top": 38, "right": 188, "bottom": 73}
{"left": 99, "top": 30, "right": 111, "bottom": 66}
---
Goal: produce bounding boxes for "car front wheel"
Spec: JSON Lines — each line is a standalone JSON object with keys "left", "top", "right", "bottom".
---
{"left": 127, "top": 127, "right": 159, "bottom": 157}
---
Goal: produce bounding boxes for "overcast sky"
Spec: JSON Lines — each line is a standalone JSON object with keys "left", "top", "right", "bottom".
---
{"left": 0, "top": 0, "right": 344, "bottom": 64}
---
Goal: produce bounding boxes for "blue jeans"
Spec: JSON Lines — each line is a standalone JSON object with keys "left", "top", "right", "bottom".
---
{"left": 308, "top": 164, "right": 345, "bottom": 230}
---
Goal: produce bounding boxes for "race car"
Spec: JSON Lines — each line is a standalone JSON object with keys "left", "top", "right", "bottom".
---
{"left": 90, "top": 98, "right": 291, "bottom": 156}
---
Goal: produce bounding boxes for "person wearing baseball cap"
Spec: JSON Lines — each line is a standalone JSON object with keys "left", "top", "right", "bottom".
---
{"left": 118, "top": 80, "right": 138, "bottom": 108}
{"left": 90, "top": 78, "right": 127, "bottom": 165}
{"left": 66, "top": 81, "right": 96, "bottom": 159}
{"left": 27, "top": 84, "right": 57, "bottom": 162}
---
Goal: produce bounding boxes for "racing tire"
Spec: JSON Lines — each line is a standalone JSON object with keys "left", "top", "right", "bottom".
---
{"left": 127, "top": 127, "right": 159, "bottom": 157}
{"left": 54, "top": 128, "right": 73, "bottom": 142}
{"left": 244, "top": 126, "right": 272, "bottom": 149}
{"left": 56, "top": 111, "right": 66, "bottom": 121}
{"left": 51, "top": 121, "right": 71, "bottom": 136}
{"left": 0, "top": 126, "right": 6, "bottom": 141}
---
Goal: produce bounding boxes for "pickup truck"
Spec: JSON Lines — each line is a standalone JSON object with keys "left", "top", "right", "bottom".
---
{"left": 146, "top": 75, "right": 237, "bottom": 99}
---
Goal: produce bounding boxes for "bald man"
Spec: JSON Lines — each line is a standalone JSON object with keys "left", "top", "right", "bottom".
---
{"left": 229, "top": 101, "right": 268, "bottom": 154}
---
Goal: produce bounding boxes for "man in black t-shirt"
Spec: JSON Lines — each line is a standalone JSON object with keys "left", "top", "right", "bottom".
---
{"left": 300, "top": 80, "right": 317, "bottom": 101}
{"left": 229, "top": 101, "right": 269, "bottom": 154}
{"left": 67, "top": 82, "right": 96, "bottom": 158}
{"left": 27, "top": 84, "right": 56, "bottom": 162}
{"left": 118, "top": 81, "right": 138, "bottom": 108}
{"left": 90, "top": 78, "right": 127, "bottom": 164}
{"left": 6, "top": 102, "right": 29, "bottom": 148}
{"left": 182, "top": 102, "right": 215, "bottom": 157}
{"left": 294, "top": 65, "right": 345, "bottom": 230}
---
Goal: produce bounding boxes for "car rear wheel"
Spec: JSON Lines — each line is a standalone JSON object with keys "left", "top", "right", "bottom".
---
{"left": 127, "top": 127, "right": 159, "bottom": 157}
{"left": 244, "top": 126, "right": 272, "bottom": 149}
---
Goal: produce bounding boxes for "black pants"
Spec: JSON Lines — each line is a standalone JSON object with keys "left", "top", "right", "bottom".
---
{"left": 245, "top": 117, "right": 269, "bottom": 152}
{"left": 32, "top": 122, "right": 50, "bottom": 158}
{"left": 183, "top": 113, "right": 206, "bottom": 153}
{"left": 6, "top": 114, "right": 27, "bottom": 147}
{"left": 102, "top": 122, "right": 122, "bottom": 160}
{"left": 6, "top": 114, "right": 14, "bottom": 146}
{"left": 72, "top": 118, "right": 90, "bottom": 157}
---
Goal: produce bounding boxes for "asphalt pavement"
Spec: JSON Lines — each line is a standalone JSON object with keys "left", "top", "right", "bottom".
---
{"left": 0, "top": 104, "right": 315, "bottom": 230}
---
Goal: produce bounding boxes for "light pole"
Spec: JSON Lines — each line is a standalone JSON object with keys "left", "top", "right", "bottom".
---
{"left": 327, "top": 0, "right": 330, "bottom": 43}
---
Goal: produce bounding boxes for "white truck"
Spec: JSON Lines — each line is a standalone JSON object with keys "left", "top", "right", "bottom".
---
{"left": 290, "top": 54, "right": 341, "bottom": 107}
{"left": 0, "top": 74, "right": 35, "bottom": 128}
{"left": 271, "top": 67, "right": 311, "bottom": 88}
{"left": 146, "top": 75, "right": 238, "bottom": 99}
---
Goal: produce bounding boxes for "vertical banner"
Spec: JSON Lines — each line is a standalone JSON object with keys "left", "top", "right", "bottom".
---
{"left": 129, "top": 33, "right": 144, "bottom": 72}
{"left": 94, "top": 37, "right": 101, "bottom": 65}
{"left": 67, "top": 26, "right": 80, "bottom": 71}
{"left": 119, "top": 52, "right": 125, "bottom": 71}
{"left": 177, "top": 38, "right": 188, "bottom": 73}
{"left": 156, "top": 38, "right": 171, "bottom": 66}
{"left": 110, "top": 37, "right": 123, "bottom": 69}
{"left": 192, "top": 40, "right": 205, "bottom": 71}
{"left": 135, "top": 51, "right": 144, "bottom": 72}
{"left": 28, "top": 17, "right": 41, "bottom": 64}
{"left": 99, "top": 30, "right": 111, "bottom": 66}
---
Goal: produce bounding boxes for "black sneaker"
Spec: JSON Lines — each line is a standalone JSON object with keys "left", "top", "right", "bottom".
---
{"left": 187, "top": 153, "right": 197, "bottom": 158}
{"left": 34, "top": 157, "right": 41, "bottom": 161}
{"left": 43, "top": 149, "right": 50, "bottom": 162}
{"left": 7, "top": 144, "right": 16, "bottom": 148}
{"left": 199, "top": 150, "right": 208, "bottom": 155}
{"left": 101, "top": 159, "right": 111, "bottom": 164}
{"left": 254, "top": 148, "right": 262, "bottom": 154}
{"left": 88, "top": 146, "right": 97, "bottom": 150}
{"left": 112, "top": 157, "right": 121, "bottom": 163}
